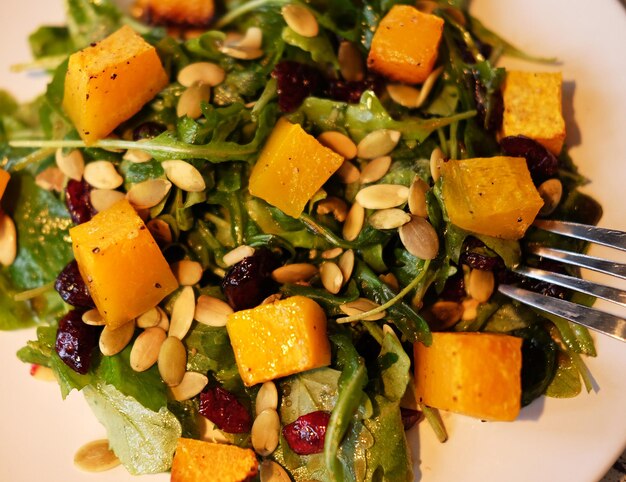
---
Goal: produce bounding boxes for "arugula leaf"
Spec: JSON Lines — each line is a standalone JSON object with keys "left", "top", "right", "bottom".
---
{"left": 29, "top": 26, "right": 72, "bottom": 59}
{"left": 545, "top": 351, "right": 582, "bottom": 399}
{"left": 65, "top": 0, "right": 122, "bottom": 49}
{"left": 282, "top": 27, "right": 339, "bottom": 69}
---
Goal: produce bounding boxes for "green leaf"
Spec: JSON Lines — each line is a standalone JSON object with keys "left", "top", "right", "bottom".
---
{"left": 282, "top": 27, "right": 339, "bottom": 69}
{"left": 545, "top": 351, "right": 582, "bottom": 399}
{"left": 29, "top": 26, "right": 72, "bottom": 59}
{"left": 65, "top": 0, "right": 122, "bottom": 49}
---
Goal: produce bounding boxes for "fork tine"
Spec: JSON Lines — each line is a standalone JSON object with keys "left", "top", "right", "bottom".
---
{"left": 514, "top": 266, "right": 626, "bottom": 308}
{"left": 498, "top": 285, "right": 626, "bottom": 343}
{"left": 534, "top": 220, "right": 626, "bottom": 251}
{"left": 527, "top": 245, "right": 626, "bottom": 280}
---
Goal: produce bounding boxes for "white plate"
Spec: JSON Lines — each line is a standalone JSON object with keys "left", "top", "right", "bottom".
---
{"left": 0, "top": 1, "right": 624, "bottom": 481}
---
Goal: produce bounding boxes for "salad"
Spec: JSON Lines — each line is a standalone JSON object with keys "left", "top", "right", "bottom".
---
{"left": 0, "top": 0, "right": 620, "bottom": 480}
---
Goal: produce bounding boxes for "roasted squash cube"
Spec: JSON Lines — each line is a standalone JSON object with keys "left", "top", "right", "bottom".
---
{"left": 415, "top": 332, "right": 522, "bottom": 421}
{"left": 226, "top": 296, "right": 331, "bottom": 386}
{"left": 249, "top": 118, "right": 344, "bottom": 218}
{"left": 441, "top": 156, "right": 543, "bottom": 240}
{"left": 70, "top": 199, "right": 178, "bottom": 328}
{"left": 367, "top": 5, "right": 444, "bottom": 84}
{"left": 501, "top": 71, "right": 566, "bottom": 155}
{"left": 63, "top": 25, "right": 168, "bottom": 145}
{"left": 136, "top": 0, "right": 215, "bottom": 26}
{"left": 171, "top": 438, "right": 258, "bottom": 482}
{"left": 0, "top": 169, "right": 9, "bottom": 200}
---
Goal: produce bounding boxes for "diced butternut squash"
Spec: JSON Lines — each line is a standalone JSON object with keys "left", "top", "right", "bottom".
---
{"left": 501, "top": 71, "right": 565, "bottom": 155}
{"left": 414, "top": 332, "right": 522, "bottom": 421}
{"left": 248, "top": 118, "right": 344, "bottom": 218}
{"left": 63, "top": 25, "right": 168, "bottom": 145}
{"left": 0, "top": 169, "right": 9, "bottom": 200}
{"left": 367, "top": 5, "right": 444, "bottom": 84}
{"left": 136, "top": 0, "right": 215, "bottom": 26}
{"left": 226, "top": 296, "right": 331, "bottom": 386}
{"left": 441, "top": 156, "right": 543, "bottom": 240}
{"left": 170, "top": 438, "right": 258, "bottom": 482}
{"left": 69, "top": 199, "right": 178, "bottom": 328}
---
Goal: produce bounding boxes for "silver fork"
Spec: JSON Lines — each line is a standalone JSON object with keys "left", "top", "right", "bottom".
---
{"left": 498, "top": 220, "right": 626, "bottom": 342}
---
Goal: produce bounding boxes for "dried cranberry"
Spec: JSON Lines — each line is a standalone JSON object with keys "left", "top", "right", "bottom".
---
{"left": 324, "top": 75, "right": 385, "bottom": 104}
{"left": 199, "top": 387, "right": 252, "bottom": 433}
{"left": 132, "top": 121, "right": 166, "bottom": 140}
{"left": 519, "top": 259, "right": 569, "bottom": 299}
{"left": 400, "top": 408, "right": 421, "bottom": 431}
{"left": 55, "top": 260, "right": 94, "bottom": 308}
{"left": 500, "top": 135, "right": 559, "bottom": 183}
{"left": 282, "top": 411, "right": 330, "bottom": 455}
{"left": 440, "top": 272, "right": 466, "bottom": 302}
{"left": 272, "top": 61, "right": 323, "bottom": 113}
{"left": 221, "top": 248, "right": 279, "bottom": 311}
{"left": 459, "top": 237, "right": 505, "bottom": 272}
{"left": 65, "top": 179, "right": 95, "bottom": 224}
{"left": 55, "top": 309, "right": 100, "bottom": 374}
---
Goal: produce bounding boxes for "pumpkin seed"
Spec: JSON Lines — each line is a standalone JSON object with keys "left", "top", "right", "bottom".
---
{"left": 177, "top": 83, "right": 211, "bottom": 119}
{"left": 194, "top": 295, "right": 233, "bottom": 327}
{"left": 386, "top": 66, "right": 443, "bottom": 109}
{"left": 399, "top": 216, "right": 439, "bottom": 260}
{"left": 467, "top": 269, "right": 495, "bottom": 303}
{"left": 272, "top": 263, "right": 318, "bottom": 284}
{"left": 338, "top": 41, "right": 364, "bottom": 82}
{"left": 35, "top": 167, "right": 64, "bottom": 192}
{"left": 281, "top": 4, "right": 319, "bottom": 38}
{"left": 130, "top": 327, "right": 167, "bottom": 372}
{"left": 147, "top": 219, "right": 173, "bottom": 245}
{"left": 99, "top": 320, "right": 136, "bottom": 356}
{"left": 126, "top": 179, "right": 172, "bottom": 209}
{"left": 251, "top": 408, "right": 280, "bottom": 456}
{"left": 338, "top": 249, "right": 354, "bottom": 284}
{"left": 161, "top": 160, "right": 206, "bottom": 192}
{"left": 379, "top": 272, "right": 399, "bottom": 292}
{"left": 260, "top": 460, "right": 292, "bottom": 482}
{"left": 261, "top": 293, "right": 282, "bottom": 305}
{"left": 198, "top": 415, "right": 229, "bottom": 443}
{"left": 136, "top": 307, "right": 162, "bottom": 328}
{"left": 220, "top": 45, "right": 264, "bottom": 60}
{"left": 74, "top": 439, "right": 120, "bottom": 472}
{"left": 255, "top": 381, "right": 278, "bottom": 416}
{"left": 355, "top": 184, "right": 409, "bottom": 210}
{"left": 168, "top": 286, "right": 196, "bottom": 340}
{"left": 30, "top": 364, "right": 56, "bottom": 382}
{"left": 178, "top": 62, "right": 226, "bottom": 87}
{"left": 335, "top": 160, "right": 360, "bottom": 184}
{"left": 223, "top": 245, "right": 255, "bottom": 267}
{"left": 356, "top": 129, "right": 401, "bottom": 159}
{"left": 321, "top": 247, "right": 343, "bottom": 259}
{"left": 122, "top": 148, "right": 152, "bottom": 164}
{"left": 220, "top": 28, "right": 264, "bottom": 60}
{"left": 339, "top": 298, "right": 386, "bottom": 321}
{"left": 172, "top": 259, "right": 203, "bottom": 286}
{"left": 156, "top": 307, "right": 170, "bottom": 331}
{"left": 368, "top": 208, "right": 411, "bottom": 230}
{"left": 430, "top": 147, "right": 445, "bottom": 182}
{"left": 408, "top": 176, "right": 429, "bottom": 217}
{"left": 158, "top": 336, "right": 187, "bottom": 387}
{"left": 428, "top": 301, "right": 463, "bottom": 330}
{"left": 55, "top": 148, "right": 84, "bottom": 181}
{"left": 90, "top": 189, "right": 125, "bottom": 213}
{"left": 317, "top": 131, "right": 357, "bottom": 159}
{"left": 462, "top": 298, "right": 480, "bottom": 321}
{"left": 360, "top": 156, "right": 392, "bottom": 184}
{"left": 320, "top": 262, "right": 343, "bottom": 294}
{"left": 0, "top": 213, "right": 17, "bottom": 266}
{"left": 82, "top": 309, "right": 106, "bottom": 326}
{"left": 83, "top": 161, "right": 123, "bottom": 190}
{"left": 342, "top": 202, "right": 364, "bottom": 241}
{"left": 170, "top": 371, "right": 209, "bottom": 401}
{"left": 538, "top": 178, "right": 563, "bottom": 216}
{"left": 316, "top": 196, "right": 348, "bottom": 222}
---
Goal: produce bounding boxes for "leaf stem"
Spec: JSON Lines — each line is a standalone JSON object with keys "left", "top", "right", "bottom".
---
{"left": 214, "top": 0, "right": 289, "bottom": 28}
{"left": 14, "top": 282, "right": 55, "bottom": 302}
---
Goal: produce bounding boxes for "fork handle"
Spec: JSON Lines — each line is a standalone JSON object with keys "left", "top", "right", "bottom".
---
{"left": 534, "top": 220, "right": 626, "bottom": 251}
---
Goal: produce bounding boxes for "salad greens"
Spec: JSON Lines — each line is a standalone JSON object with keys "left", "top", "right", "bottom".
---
{"left": 0, "top": 0, "right": 603, "bottom": 479}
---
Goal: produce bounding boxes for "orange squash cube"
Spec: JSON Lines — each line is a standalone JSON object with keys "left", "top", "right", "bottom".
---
{"left": 248, "top": 118, "right": 344, "bottom": 218}
{"left": 136, "top": 0, "right": 215, "bottom": 26}
{"left": 367, "top": 5, "right": 444, "bottom": 84}
{"left": 226, "top": 296, "right": 331, "bottom": 386}
{"left": 63, "top": 25, "right": 168, "bottom": 145}
{"left": 171, "top": 438, "right": 258, "bottom": 482}
{"left": 0, "top": 169, "right": 9, "bottom": 200}
{"left": 441, "top": 156, "right": 543, "bottom": 240}
{"left": 414, "top": 332, "right": 522, "bottom": 421}
{"left": 501, "top": 71, "right": 565, "bottom": 155}
{"left": 70, "top": 199, "right": 178, "bottom": 328}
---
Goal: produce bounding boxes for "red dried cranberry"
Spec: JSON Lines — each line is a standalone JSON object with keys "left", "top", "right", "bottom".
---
{"left": 199, "top": 387, "right": 252, "bottom": 433}
{"left": 459, "top": 237, "right": 505, "bottom": 272}
{"left": 55, "top": 309, "right": 100, "bottom": 374}
{"left": 500, "top": 135, "right": 559, "bottom": 183}
{"left": 55, "top": 260, "right": 94, "bottom": 308}
{"left": 440, "top": 272, "right": 466, "bottom": 302}
{"left": 65, "top": 179, "right": 95, "bottom": 224}
{"left": 272, "top": 61, "right": 323, "bottom": 112}
{"left": 400, "top": 407, "right": 422, "bottom": 431}
{"left": 518, "top": 259, "right": 569, "bottom": 300}
{"left": 221, "top": 248, "right": 279, "bottom": 311}
{"left": 282, "top": 411, "right": 330, "bottom": 455}
{"left": 324, "top": 75, "right": 385, "bottom": 104}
